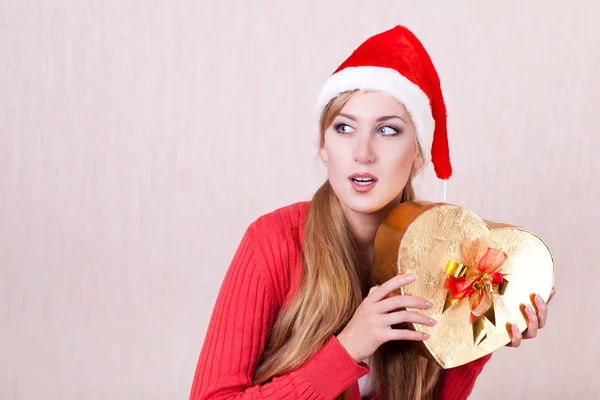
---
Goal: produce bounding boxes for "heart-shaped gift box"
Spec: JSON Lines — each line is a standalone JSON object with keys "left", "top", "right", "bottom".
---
{"left": 373, "top": 201, "right": 555, "bottom": 369}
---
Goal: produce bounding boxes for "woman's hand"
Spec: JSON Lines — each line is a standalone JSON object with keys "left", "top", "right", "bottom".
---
{"left": 335, "top": 274, "right": 435, "bottom": 364}
{"left": 507, "top": 287, "right": 556, "bottom": 347}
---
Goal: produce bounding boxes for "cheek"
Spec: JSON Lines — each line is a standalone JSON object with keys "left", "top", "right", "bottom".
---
{"left": 379, "top": 141, "right": 415, "bottom": 171}
{"left": 376, "top": 143, "right": 415, "bottom": 195}
{"left": 323, "top": 138, "right": 350, "bottom": 169}
{"left": 325, "top": 154, "right": 346, "bottom": 182}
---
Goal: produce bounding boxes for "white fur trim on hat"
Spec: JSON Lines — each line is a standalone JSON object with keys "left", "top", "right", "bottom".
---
{"left": 313, "top": 66, "right": 435, "bottom": 161}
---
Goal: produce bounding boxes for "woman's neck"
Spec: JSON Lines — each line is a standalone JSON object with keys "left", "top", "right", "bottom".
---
{"left": 341, "top": 200, "right": 400, "bottom": 266}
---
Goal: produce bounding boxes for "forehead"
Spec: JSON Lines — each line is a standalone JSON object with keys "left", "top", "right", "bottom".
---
{"left": 339, "top": 91, "right": 409, "bottom": 118}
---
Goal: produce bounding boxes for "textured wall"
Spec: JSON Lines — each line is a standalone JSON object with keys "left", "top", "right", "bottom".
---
{"left": 1, "top": 1, "right": 598, "bottom": 398}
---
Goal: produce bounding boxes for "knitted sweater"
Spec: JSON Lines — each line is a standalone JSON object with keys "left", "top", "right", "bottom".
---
{"left": 189, "top": 201, "right": 492, "bottom": 400}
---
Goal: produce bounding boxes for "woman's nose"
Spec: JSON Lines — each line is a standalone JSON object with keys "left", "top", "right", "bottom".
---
{"left": 353, "top": 134, "right": 376, "bottom": 164}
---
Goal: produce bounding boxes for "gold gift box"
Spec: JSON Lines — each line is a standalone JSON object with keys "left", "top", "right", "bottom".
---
{"left": 373, "top": 201, "right": 555, "bottom": 369}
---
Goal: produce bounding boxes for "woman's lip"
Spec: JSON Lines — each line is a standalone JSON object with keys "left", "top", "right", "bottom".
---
{"left": 349, "top": 178, "right": 377, "bottom": 192}
{"left": 348, "top": 172, "right": 378, "bottom": 180}
{"left": 348, "top": 173, "right": 378, "bottom": 193}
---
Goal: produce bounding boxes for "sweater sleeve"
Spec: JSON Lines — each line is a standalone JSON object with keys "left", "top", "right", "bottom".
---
{"left": 189, "top": 225, "right": 369, "bottom": 400}
{"left": 436, "top": 354, "right": 492, "bottom": 400}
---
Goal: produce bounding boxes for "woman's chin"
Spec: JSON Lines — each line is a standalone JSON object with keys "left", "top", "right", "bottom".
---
{"left": 340, "top": 195, "right": 391, "bottom": 216}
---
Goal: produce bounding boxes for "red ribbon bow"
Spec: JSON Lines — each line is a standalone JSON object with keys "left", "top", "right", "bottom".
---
{"left": 443, "top": 241, "right": 509, "bottom": 345}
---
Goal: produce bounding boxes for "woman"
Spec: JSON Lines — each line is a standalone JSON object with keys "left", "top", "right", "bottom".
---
{"left": 190, "top": 25, "right": 554, "bottom": 400}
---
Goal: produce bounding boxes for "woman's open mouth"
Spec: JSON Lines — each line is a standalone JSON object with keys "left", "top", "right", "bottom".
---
{"left": 348, "top": 173, "right": 378, "bottom": 192}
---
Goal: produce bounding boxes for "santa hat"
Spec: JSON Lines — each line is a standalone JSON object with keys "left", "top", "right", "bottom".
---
{"left": 314, "top": 25, "right": 451, "bottom": 180}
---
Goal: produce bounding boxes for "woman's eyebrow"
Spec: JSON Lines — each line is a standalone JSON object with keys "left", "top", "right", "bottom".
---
{"left": 338, "top": 113, "right": 407, "bottom": 124}
{"left": 338, "top": 113, "right": 357, "bottom": 121}
{"left": 376, "top": 115, "right": 407, "bottom": 123}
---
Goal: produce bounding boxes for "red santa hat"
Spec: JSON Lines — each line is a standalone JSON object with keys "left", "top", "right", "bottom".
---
{"left": 315, "top": 25, "right": 452, "bottom": 180}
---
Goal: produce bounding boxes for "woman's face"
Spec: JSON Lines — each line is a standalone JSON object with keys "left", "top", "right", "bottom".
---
{"left": 319, "top": 91, "right": 422, "bottom": 215}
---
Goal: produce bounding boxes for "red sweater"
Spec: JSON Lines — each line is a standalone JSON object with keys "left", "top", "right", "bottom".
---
{"left": 190, "top": 201, "right": 491, "bottom": 400}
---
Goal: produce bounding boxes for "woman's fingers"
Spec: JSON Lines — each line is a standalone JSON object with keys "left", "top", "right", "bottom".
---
{"left": 377, "top": 294, "right": 433, "bottom": 313}
{"left": 382, "top": 310, "right": 437, "bottom": 328}
{"left": 367, "top": 274, "right": 417, "bottom": 303}
{"left": 386, "top": 328, "right": 431, "bottom": 342}
{"left": 508, "top": 292, "right": 551, "bottom": 348}
{"left": 534, "top": 294, "right": 549, "bottom": 329}
{"left": 548, "top": 287, "right": 556, "bottom": 303}
{"left": 510, "top": 323, "right": 522, "bottom": 347}
{"left": 523, "top": 305, "right": 539, "bottom": 338}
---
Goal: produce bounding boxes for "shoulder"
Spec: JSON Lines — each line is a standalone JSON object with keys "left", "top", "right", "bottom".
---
{"left": 244, "top": 201, "right": 311, "bottom": 305}
{"left": 249, "top": 201, "right": 311, "bottom": 239}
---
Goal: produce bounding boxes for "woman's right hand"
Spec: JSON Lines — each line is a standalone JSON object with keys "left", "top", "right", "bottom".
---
{"left": 336, "top": 273, "right": 436, "bottom": 364}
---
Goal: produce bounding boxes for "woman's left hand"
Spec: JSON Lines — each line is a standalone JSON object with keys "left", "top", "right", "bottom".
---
{"left": 507, "top": 287, "right": 556, "bottom": 348}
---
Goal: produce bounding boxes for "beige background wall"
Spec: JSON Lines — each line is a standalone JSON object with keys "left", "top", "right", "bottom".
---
{"left": 1, "top": 1, "right": 598, "bottom": 399}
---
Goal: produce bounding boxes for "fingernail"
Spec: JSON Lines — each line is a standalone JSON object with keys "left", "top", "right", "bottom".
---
{"left": 429, "top": 318, "right": 437, "bottom": 326}
{"left": 426, "top": 301, "right": 433, "bottom": 308}
{"left": 423, "top": 333, "right": 430, "bottom": 340}
{"left": 526, "top": 305, "right": 535, "bottom": 315}
{"left": 535, "top": 294, "right": 543, "bottom": 303}
{"left": 405, "top": 274, "right": 416, "bottom": 281}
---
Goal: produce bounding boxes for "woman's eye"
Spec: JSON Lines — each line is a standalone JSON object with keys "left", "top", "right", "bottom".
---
{"left": 334, "top": 123, "right": 354, "bottom": 134}
{"left": 378, "top": 125, "right": 400, "bottom": 136}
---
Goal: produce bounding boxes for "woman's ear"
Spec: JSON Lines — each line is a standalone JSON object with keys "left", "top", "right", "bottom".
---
{"left": 412, "top": 151, "right": 424, "bottom": 170}
{"left": 318, "top": 146, "right": 328, "bottom": 163}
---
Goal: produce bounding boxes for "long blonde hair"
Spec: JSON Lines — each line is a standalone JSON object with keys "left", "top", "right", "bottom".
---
{"left": 253, "top": 91, "right": 441, "bottom": 399}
